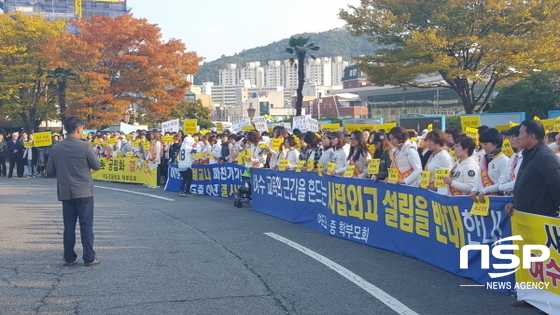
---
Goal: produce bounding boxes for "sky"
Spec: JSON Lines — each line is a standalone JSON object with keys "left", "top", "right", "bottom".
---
{"left": 128, "top": 0, "right": 360, "bottom": 63}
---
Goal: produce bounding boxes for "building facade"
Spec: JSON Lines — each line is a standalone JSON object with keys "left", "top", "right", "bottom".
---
{"left": 3, "top": 0, "right": 128, "bottom": 20}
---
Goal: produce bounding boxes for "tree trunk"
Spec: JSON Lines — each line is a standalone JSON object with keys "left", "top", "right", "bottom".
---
{"left": 58, "top": 81, "right": 68, "bottom": 125}
{"left": 295, "top": 53, "right": 306, "bottom": 117}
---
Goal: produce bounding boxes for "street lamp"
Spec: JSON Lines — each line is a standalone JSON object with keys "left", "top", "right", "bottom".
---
{"left": 247, "top": 102, "right": 256, "bottom": 120}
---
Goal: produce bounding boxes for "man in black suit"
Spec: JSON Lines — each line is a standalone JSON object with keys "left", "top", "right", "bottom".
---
{"left": 6, "top": 132, "right": 25, "bottom": 178}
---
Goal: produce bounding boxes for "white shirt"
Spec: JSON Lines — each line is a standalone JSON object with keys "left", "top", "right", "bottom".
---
{"left": 330, "top": 147, "right": 348, "bottom": 172}
{"left": 472, "top": 153, "right": 510, "bottom": 193}
{"left": 495, "top": 150, "right": 523, "bottom": 193}
{"left": 448, "top": 156, "right": 479, "bottom": 195}
{"left": 393, "top": 141, "right": 423, "bottom": 186}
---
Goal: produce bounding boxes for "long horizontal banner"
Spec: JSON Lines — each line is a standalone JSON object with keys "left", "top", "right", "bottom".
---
{"left": 165, "top": 163, "right": 245, "bottom": 198}
{"left": 91, "top": 157, "right": 157, "bottom": 187}
{"left": 250, "top": 168, "right": 515, "bottom": 294}
{"left": 512, "top": 211, "right": 560, "bottom": 313}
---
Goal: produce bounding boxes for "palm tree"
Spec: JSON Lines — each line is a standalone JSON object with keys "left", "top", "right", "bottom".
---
{"left": 286, "top": 36, "right": 320, "bottom": 117}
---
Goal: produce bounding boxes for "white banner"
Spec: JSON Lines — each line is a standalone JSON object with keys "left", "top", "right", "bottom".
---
{"left": 293, "top": 116, "right": 308, "bottom": 132}
{"left": 232, "top": 118, "right": 252, "bottom": 132}
{"left": 162, "top": 119, "right": 180, "bottom": 133}
{"left": 253, "top": 116, "right": 268, "bottom": 133}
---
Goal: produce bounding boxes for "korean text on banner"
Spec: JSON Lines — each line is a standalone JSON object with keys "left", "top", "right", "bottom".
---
{"left": 33, "top": 132, "right": 52, "bottom": 147}
{"left": 461, "top": 116, "right": 481, "bottom": 131}
{"left": 251, "top": 168, "right": 514, "bottom": 294}
{"left": 162, "top": 119, "right": 180, "bottom": 133}
{"left": 253, "top": 116, "right": 268, "bottom": 133}
{"left": 511, "top": 211, "right": 560, "bottom": 313}
{"left": 165, "top": 163, "right": 245, "bottom": 197}
{"left": 91, "top": 157, "right": 157, "bottom": 187}
{"left": 183, "top": 119, "right": 198, "bottom": 135}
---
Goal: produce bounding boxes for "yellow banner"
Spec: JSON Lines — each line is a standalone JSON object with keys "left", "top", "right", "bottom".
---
{"left": 278, "top": 160, "right": 289, "bottom": 171}
{"left": 91, "top": 157, "right": 157, "bottom": 187}
{"left": 387, "top": 168, "right": 398, "bottom": 183}
{"left": 343, "top": 165, "right": 356, "bottom": 177}
{"left": 374, "top": 123, "right": 397, "bottom": 132}
{"left": 183, "top": 119, "right": 198, "bottom": 135}
{"left": 271, "top": 138, "right": 283, "bottom": 151}
{"left": 306, "top": 159, "right": 314, "bottom": 172}
{"left": 420, "top": 170, "right": 431, "bottom": 189}
{"left": 162, "top": 135, "right": 174, "bottom": 144}
{"left": 512, "top": 211, "right": 560, "bottom": 296}
{"left": 24, "top": 141, "right": 34, "bottom": 148}
{"left": 321, "top": 124, "right": 341, "bottom": 132}
{"left": 461, "top": 116, "right": 481, "bottom": 131}
{"left": 216, "top": 123, "right": 223, "bottom": 132}
{"left": 367, "top": 159, "right": 380, "bottom": 175}
{"left": 33, "top": 132, "right": 52, "bottom": 147}
{"left": 465, "top": 127, "right": 479, "bottom": 145}
{"left": 295, "top": 160, "right": 306, "bottom": 172}
{"left": 434, "top": 169, "right": 450, "bottom": 188}
{"left": 345, "top": 124, "right": 376, "bottom": 133}
{"left": 469, "top": 195, "right": 490, "bottom": 216}
{"left": 316, "top": 163, "right": 323, "bottom": 176}
{"left": 242, "top": 125, "right": 254, "bottom": 132}
{"left": 108, "top": 138, "right": 117, "bottom": 145}
{"left": 502, "top": 139, "right": 515, "bottom": 157}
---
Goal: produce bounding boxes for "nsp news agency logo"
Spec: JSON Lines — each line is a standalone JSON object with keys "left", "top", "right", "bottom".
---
{"left": 460, "top": 235, "right": 551, "bottom": 290}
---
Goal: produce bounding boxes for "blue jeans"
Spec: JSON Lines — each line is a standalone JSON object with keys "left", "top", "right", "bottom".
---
{"left": 27, "top": 159, "right": 36, "bottom": 176}
{"left": 62, "top": 197, "right": 96, "bottom": 264}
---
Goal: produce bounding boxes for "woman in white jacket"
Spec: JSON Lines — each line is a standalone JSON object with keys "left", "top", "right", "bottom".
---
{"left": 279, "top": 136, "right": 300, "bottom": 170}
{"left": 470, "top": 128, "right": 510, "bottom": 202}
{"left": 327, "top": 131, "right": 348, "bottom": 175}
{"left": 424, "top": 130, "right": 453, "bottom": 193}
{"left": 444, "top": 136, "right": 479, "bottom": 195}
{"left": 178, "top": 135, "right": 201, "bottom": 197}
{"left": 335, "top": 130, "right": 371, "bottom": 178}
{"left": 388, "top": 127, "right": 422, "bottom": 186}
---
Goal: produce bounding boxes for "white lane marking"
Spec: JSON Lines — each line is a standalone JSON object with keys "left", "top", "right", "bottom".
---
{"left": 264, "top": 232, "right": 419, "bottom": 315}
{"left": 95, "top": 186, "right": 175, "bottom": 201}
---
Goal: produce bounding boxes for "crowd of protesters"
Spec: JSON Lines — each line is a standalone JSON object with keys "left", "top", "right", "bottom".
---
{"left": 2, "top": 119, "right": 559, "bottom": 217}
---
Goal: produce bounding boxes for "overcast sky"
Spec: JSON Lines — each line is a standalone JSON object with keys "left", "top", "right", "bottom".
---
{"left": 129, "top": 0, "right": 360, "bottom": 62}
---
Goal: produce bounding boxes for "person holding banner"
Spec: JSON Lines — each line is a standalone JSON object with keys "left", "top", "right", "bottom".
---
{"left": 490, "top": 125, "right": 523, "bottom": 195}
{"left": 268, "top": 127, "right": 288, "bottom": 170}
{"left": 470, "top": 128, "right": 509, "bottom": 202}
{"left": 303, "top": 132, "right": 323, "bottom": 171}
{"left": 246, "top": 131, "right": 267, "bottom": 168}
{"left": 388, "top": 127, "right": 422, "bottom": 186}
{"left": 279, "top": 136, "right": 300, "bottom": 170}
{"left": 506, "top": 120, "right": 560, "bottom": 218}
{"left": 424, "top": 130, "right": 453, "bottom": 193}
{"left": 444, "top": 136, "right": 479, "bottom": 195}
{"left": 327, "top": 131, "right": 348, "bottom": 175}
{"left": 23, "top": 133, "right": 38, "bottom": 177}
{"left": 370, "top": 132, "right": 393, "bottom": 181}
{"left": 336, "top": 131, "right": 371, "bottom": 178}
{"left": 317, "top": 132, "right": 333, "bottom": 171}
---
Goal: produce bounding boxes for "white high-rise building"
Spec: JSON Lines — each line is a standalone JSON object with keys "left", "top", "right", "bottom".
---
{"left": 216, "top": 56, "right": 351, "bottom": 89}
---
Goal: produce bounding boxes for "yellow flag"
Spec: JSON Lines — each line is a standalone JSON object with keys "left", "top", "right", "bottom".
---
{"left": 326, "top": 162, "right": 337, "bottom": 174}
{"left": 278, "top": 160, "right": 289, "bottom": 171}
{"left": 434, "top": 169, "right": 450, "bottom": 188}
{"left": 295, "top": 160, "right": 306, "bottom": 172}
{"left": 343, "top": 165, "right": 356, "bottom": 177}
{"left": 420, "top": 171, "right": 431, "bottom": 189}
{"left": 502, "top": 139, "right": 515, "bottom": 157}
{"left": 470, "top": 195, "right": 490, "bottom": 216}
{"left": 387, "top": 168, "right": 398, "bottom": 183}
{"left": 367, "top": 159, "right": 380, "bottom": 175}
{"left": 427, "top": 124, "right": 433, "bottom": 132}
{"left": 306, "top": 159, "right": 314, "bottom": 172}
{"left": 534, "top": 116, "right": 541, "bottom": 120}
{"left": 316, "top": 163, "right": 324, "bottom": 176}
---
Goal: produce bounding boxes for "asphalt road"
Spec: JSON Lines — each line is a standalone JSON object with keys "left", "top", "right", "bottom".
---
{"left": 0, "top": 177, "right": 545, "bottom": 315}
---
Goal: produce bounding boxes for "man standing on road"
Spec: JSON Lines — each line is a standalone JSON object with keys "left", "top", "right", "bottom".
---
{"left": 7, "top": 132, "right": 25, "bottom": 178}
{"left": 505, "top": 119, "right": 560, "bottom": 307}
{"left": 46, "top": 117, "right": 101, "bottom": 267}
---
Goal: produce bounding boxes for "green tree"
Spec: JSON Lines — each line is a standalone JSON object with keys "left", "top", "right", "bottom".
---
{"left": 0, "top": 13, "right": 66, "bottom": 132}
{"left": 490, "top": 71, "right": 560, "bottom": 119}
{"left": 286, "top": 36, "right": 319, "bottom": 116}
{"left": 340, "top": 0, "right": 560, "bottom": 114}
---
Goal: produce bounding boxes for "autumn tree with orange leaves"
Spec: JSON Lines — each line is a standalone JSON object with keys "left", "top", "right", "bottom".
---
{"left": 42, "top": 15, "right": 202, "bottom": 128}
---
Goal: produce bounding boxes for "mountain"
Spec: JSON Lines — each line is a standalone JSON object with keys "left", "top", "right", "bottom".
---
{"left": 193, "top": 28, "right": 380, "bottom": 85}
